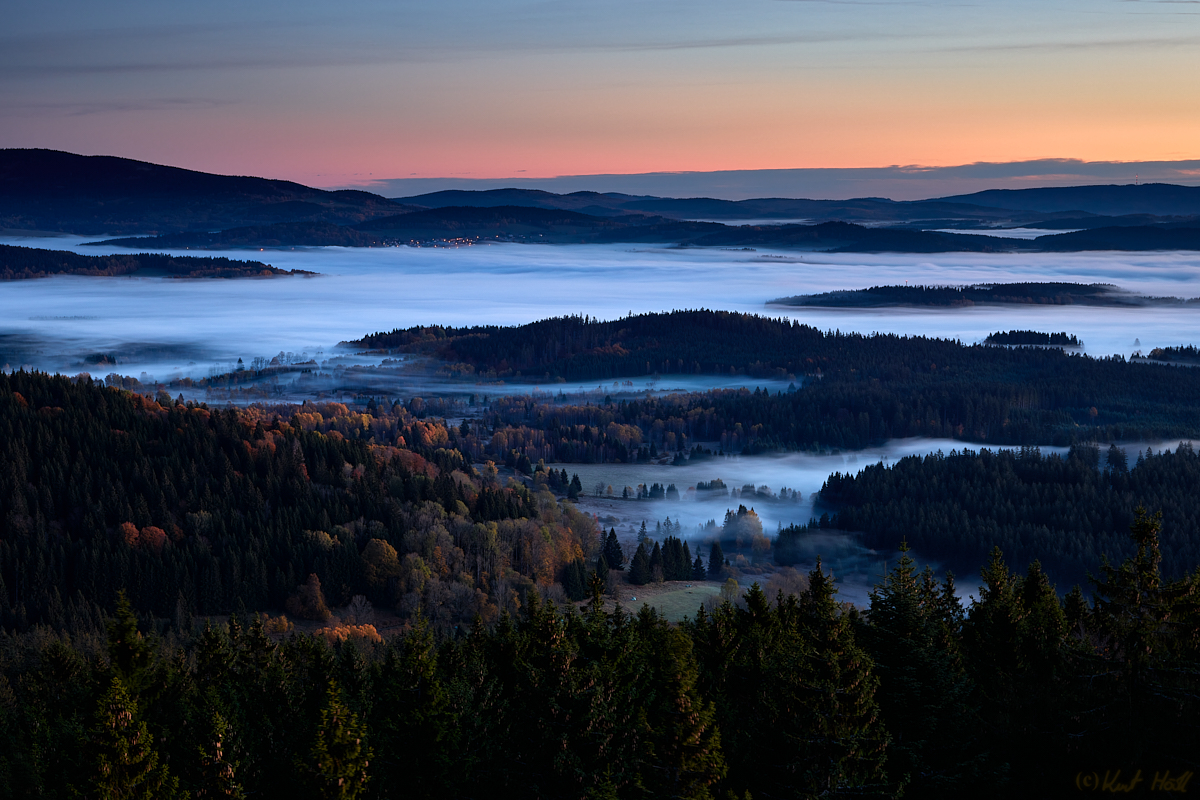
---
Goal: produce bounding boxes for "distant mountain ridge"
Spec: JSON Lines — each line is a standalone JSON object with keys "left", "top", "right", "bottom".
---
{"left": 393, "top": 187, "right": 1050, "bottom": 225}
{"left": 937, "top": 184, "right": 1200, "bottom": 217}
{"left": 0, "top": 149, "right": 413, "bottom": 235}
{"left": 92, "top": 206, "right": 1200, "bottom": 254}
{"left": 6, "top": 149, "right": 1200, "bottom": 248}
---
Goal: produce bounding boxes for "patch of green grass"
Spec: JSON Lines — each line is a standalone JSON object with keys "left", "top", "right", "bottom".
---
{"left": 626, "top": 584, "right": 721, "bottom": 623}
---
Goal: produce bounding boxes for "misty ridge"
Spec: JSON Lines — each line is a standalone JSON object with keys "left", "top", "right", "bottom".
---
{"left": 0, "top": 243, "right": 313, "bottom": 280}
{"left": 770, "top": 282, "right": 1200, "bottom": 308}
{"left": 7, "top": 149, "right": 1200, "bottom": 253}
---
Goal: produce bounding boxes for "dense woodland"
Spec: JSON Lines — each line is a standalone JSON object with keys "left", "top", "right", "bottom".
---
{"left": 984, "top": 330, "right": 1081, "bottom": 347}
{"left": 1144, "top": 344, "right": 1200, "bottom": 363}
{"left": 0, "top": 244, "right": 309, "bottom": 280}
{"left": 0, "top": 513, "right": 1196, "bottom": 798}
{"left": 2, "top": 371, "right": 1200, "bottom": 796}
{"left": 773, "top": 282, "right": 1154, "bottom": 308}
{"left": 0, "top": 371, "right": 594, "bottom": 635}
{"left": 352, "top": 312, "right": 1200, "bottom": 450}
{"left": 1037, "top": 225, "right": 1200, "bottom": 251}
{"left": 803, "top": 444, "right": 1200, "bottom": 586}
{"left": 99, "top": 222, "right": 387, "bottom": 249}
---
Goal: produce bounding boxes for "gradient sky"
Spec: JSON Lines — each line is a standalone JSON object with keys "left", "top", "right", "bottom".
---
{"left": 3, "top": 0, "right": 1198, "bottom": 195}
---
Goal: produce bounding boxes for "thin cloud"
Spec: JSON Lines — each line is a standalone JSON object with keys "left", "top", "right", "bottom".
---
{"left": 3, "top": 98, "right": 229, "bottom": 116}
{"left": 933, "top": 32, "right": 1200, "bottom": 53}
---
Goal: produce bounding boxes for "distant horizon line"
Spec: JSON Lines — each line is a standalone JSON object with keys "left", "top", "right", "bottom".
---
{"left": 332, "top": 158, "right": 1200, "bottom": 202}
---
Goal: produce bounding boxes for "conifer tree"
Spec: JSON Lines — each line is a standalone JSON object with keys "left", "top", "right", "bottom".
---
{"left": 106, "top": 591, "right": 156, "bottom": 695}
{"left": 309, "top": 681, "right": 373, "bottom": 800}
{"left": 90, "top": 675, "right": 180, "bottom": 800}
{"left": 795, "top": 558, "right": 888, "bottom": 795}
{"left": 195, "top": 706, "right": 245, "bottom": 799}
{"left": 563, "top": 558, "right": 588, "bottom": 601}
{"left": 630, "top": 543, "right": 652, "bottom": 586}
{"left": 1089, "top": 506, "right": 1200, "bottom": 763}
{"left": 964, "top": 547, "right": 1021, "bottom": 708}
{"left": 603, "top": 529, "right": 625, "bottom": 571}
{"left": 691, "top": 554, "right": 707, "bottom": 581}
{"left": 863, "top": 542, "right": 981, "bottom": 794}
{"left": 595, "top": 552, "right": 610, "bottom": 585}
{"left": 649, "top": 542, "right": 664, "bottom": 583}
{"left": 708, "top": 541, "right": 725, "bottom": 579}
{"left": 640, "top": 625, "right": 727, "bottom": 797}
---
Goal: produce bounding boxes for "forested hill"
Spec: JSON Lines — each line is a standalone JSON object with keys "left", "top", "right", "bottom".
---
{"left": 1035, "top": 225, "right": 1200, "bottom": 251}
{"left": 985, "top": 330, "right": 1081, "bottom": 346}
{"left": 393, "top": 186, "right": 1041, "bottom": 224}
{"left": 2, "top": 373, "right": 1199, "bottom": 798}
{"left": 772, "top": 282, "right": 1167, "bottom": 308}
{"left": 0, "top": 243, "right": 313, "bottom": 279}
{"left": 353, "top": 311, "right": 1200, "bottom": 449}
{"left": 95, "top": 221, "right": 388, "bottom": 249}
{"left": 815, "top": 443, "right": 1200, "bottom": 585}
{"left": 85, "top": 206, "right": 1200, "bottom": 251}
{"left": 0, "top": 371, "right": 585, "bottom": 634}
{"left": 937, "top": 182, "right": 1200, "bottom": 216}
{"left": 0, "top": 148, "right": 413, "bottom": 235}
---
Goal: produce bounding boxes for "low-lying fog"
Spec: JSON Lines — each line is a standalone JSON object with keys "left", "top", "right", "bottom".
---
{"left": 566, "top": 439, "right": 1075, "bottom": 607}
{"left": 3, "top": 236, "right": 1200, "bottom": 389}
{"left": 567, "top": 438, "right": 1184, "bottom": 606}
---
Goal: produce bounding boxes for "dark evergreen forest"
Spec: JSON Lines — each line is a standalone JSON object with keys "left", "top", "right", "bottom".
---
{"left": 0, "top": 243, "right": 308, "bottom": 279}
{"left": 355, "top": 311, "right": 1200, "bottom": 447}
{"left": 2, "top": 367, "right": 1198, "bottom": 798}
{"left": 787, "top": 444, "right": 1200, "bottom": 586}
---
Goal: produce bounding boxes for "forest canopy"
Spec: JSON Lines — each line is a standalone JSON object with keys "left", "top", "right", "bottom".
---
{"left": 352, "top": 310, "right": 1200, "bottom": 448}
{"left": 0, "top": 243, "right": 313, "bottom": 280}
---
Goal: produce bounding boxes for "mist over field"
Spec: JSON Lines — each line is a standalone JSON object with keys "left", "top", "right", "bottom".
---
{"left": 4, "top": 236, "right": 1200, "bottom": 385}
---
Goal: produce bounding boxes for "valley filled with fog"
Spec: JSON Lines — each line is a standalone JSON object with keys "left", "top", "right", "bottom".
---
{"left": 4, "top": 235, "right": 1199, "bottom": 596}
{"left": 3, "top": 236, "right": 1200, "bottom": 383}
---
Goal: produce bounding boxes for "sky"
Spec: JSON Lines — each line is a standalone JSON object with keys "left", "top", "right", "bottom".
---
{"left": 3, "top": 0, "right": 1199, "bottom": 199}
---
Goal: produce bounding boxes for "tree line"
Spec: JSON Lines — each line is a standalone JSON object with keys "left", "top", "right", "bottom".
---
{"left": 0, "top": 243, "right": 305, "bottom": 280}
{"left": 812, "top": 443, "right": 1200, "bottom": 586}
{"left": 1, "top": 510, "right": 1196, "bottom": 798}
{"left": 351, "top": 311, "right": 1200, "bottom": 454}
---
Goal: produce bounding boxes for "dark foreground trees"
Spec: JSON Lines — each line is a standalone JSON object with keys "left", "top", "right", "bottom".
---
{"left": 1, "top": 510, "right": 1196, "bottom": 799}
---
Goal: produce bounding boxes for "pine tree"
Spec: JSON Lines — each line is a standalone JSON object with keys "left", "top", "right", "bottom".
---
{"left": 640, "top": 625, "right": 727, "bottom": 797}
{"left": 595, "top": 552, "right": 610, "bottom": 591}
{"left": 106, "top": 590, "right": 156, "bottom": 695}
{"left": 691, "top": 554, "right": 707, "bottom": 581}
{"left": 708, "top": 541, "right": 725, "bottom": 579}
{"left": 1088, "top": 506, "right": 1200, "bottom": 765}
{"left": 795, "top": 558, "right": 889, "bottom": 795}
{"left": 630, "top": 543, "right": 652, "bottom": 586}
{"left": 603, "top": 529, "right": 625, "bottom": 571}
{"left": 195, "top": 706, "right": 245, "bottom": 799}
{"left": 649, "top": 542, "right": 664, "bottom": 583}
{"left": 863, "top": 542, "right": 981, "bottom": 794}
{"left": 563, "top": 558, "right": 588, "bottom": 602}
{"left": 964, "top": 547, "right": 1021, "bottom": 710}
{"left": 90, "top": 675, "right": 180, "bottom": 800}
{"left": 309, "top": 681, "right": 373, "bottom": 800}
